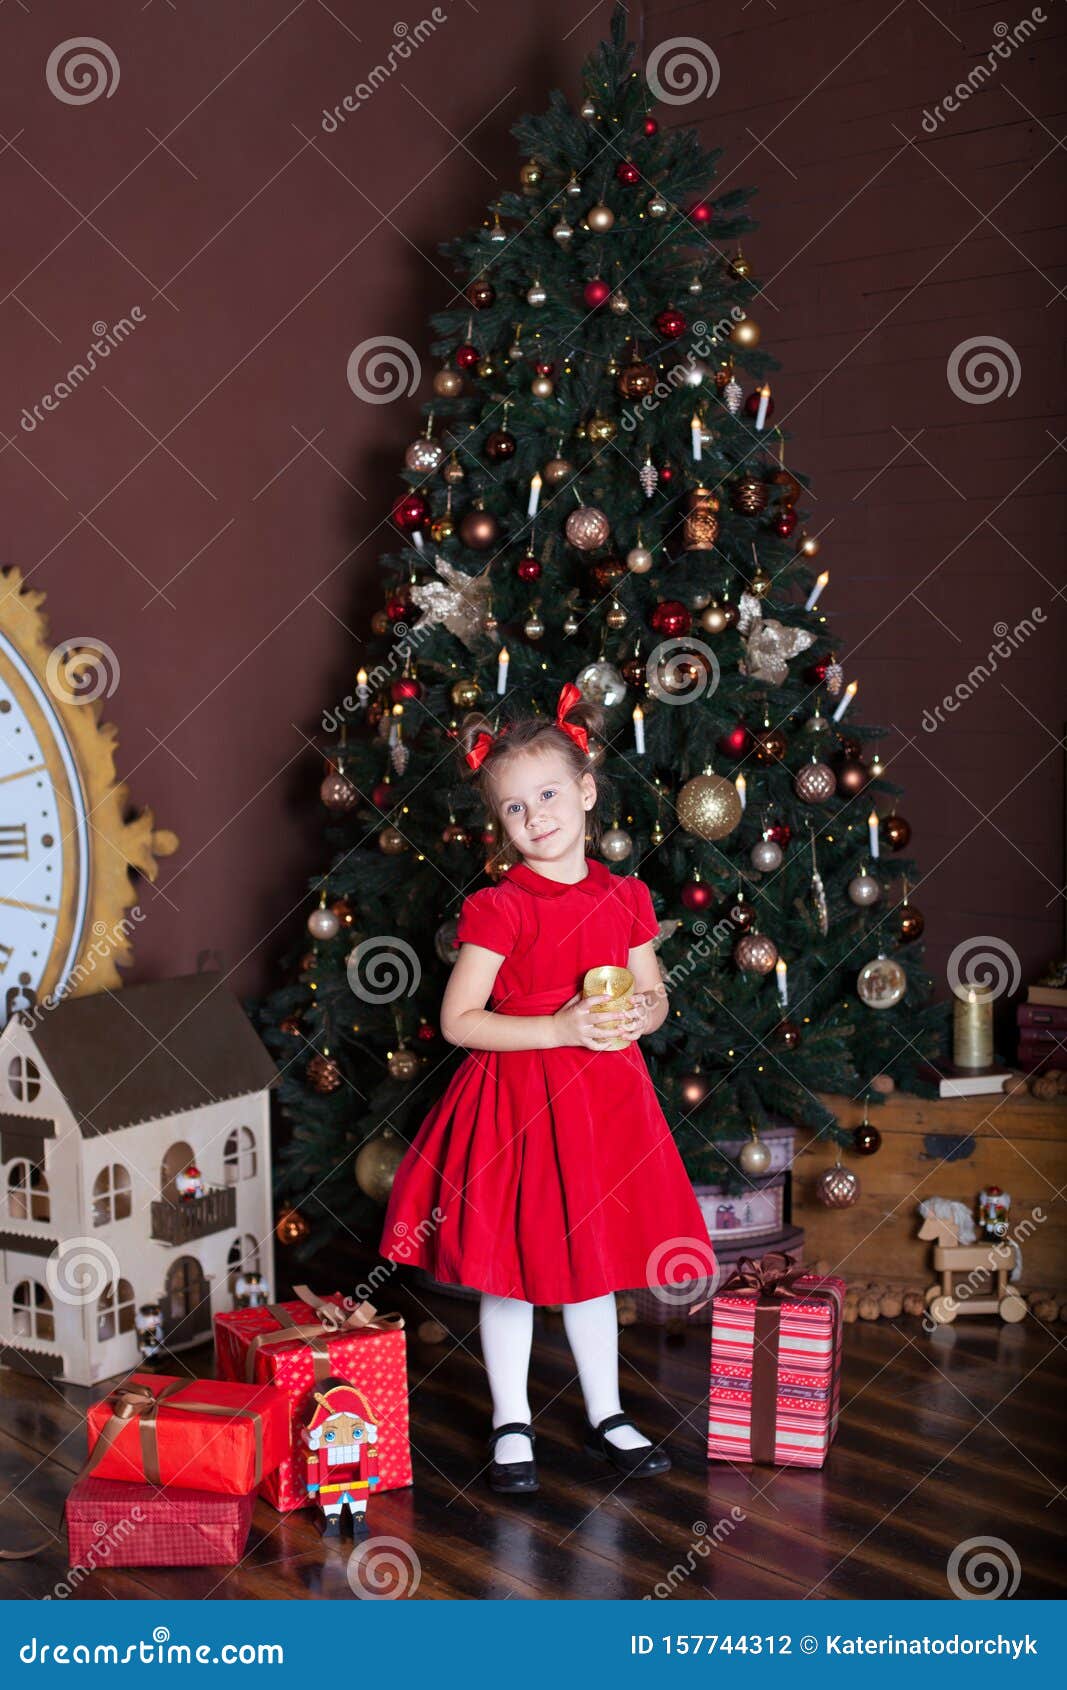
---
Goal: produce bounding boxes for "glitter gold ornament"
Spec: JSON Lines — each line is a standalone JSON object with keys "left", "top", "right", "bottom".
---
{"left": 676, "top": 773, "right": 742, "bottom": 840}
{"left": 741, "top": 620, "right": 815, "bottom": 687}
{"left": 587, "top": 413, "right": 617, "bottom": 443}
{"left": 354, "top": 1129, "right": 407, "bottom": 1203}
{"left": 410, "top": 556, "right": 494, "bottom": 648}
{"left": 451, "top": 678, "right": 480, "bottom": 709}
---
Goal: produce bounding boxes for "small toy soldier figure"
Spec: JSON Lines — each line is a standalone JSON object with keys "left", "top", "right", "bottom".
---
{"left": 978, "top": 1186, "right": 1011, "bottom": 1241}
{"left": 174, "top": 1164, "right": 206, "bottom": 1201}
{"left": 234, "top": 1271, "right": 268, "bottom": 1309}
{"left": 303, "top": 1376, "right": 380, "bottom": 1537}
{"left": 135, "top": 1302, "right": 165, "bottom": 1363}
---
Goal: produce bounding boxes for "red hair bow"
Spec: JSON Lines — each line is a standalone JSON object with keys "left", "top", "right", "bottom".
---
{"left": 464, "top": 683, "right": 589, "bottom": 771}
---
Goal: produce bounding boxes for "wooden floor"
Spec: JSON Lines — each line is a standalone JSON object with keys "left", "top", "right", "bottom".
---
{"left": 2, "top": 1282, "right": 1064, "bottom": 1601}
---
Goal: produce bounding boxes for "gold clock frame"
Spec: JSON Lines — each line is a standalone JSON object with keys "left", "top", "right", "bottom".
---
{"left": 0, "top": 565, "right": 178, "bottom": 1006}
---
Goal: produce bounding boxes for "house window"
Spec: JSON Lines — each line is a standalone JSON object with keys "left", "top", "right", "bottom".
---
{"left": 8, "top": 1055, "right": 41, "bottom": 1103}
{"left": 91, "top": 1164, "right": 132, "bottom": 1227}
{"left": 96, "top": 1278, "right": 136, "bottom": 1343}
{"left": 223, "top": 1127, "right": 257, "bottom": 1184}
{"left": 6, "top": 1160, "right": 50, "bottom": 1223}
{"left": 12, "top": 1279, "right": 54, "bottom": 1342}
{"left": 159, "top": 1141, "right": 195, "bottom": 1204}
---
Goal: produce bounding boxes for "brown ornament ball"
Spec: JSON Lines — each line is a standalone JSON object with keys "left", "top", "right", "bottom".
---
{"left": 542, "top": 456, "right": 574, "bottom": 486}
{"left": 730, "top": 315, "right": 761, "bottom": 348}
{"left": 836, "top": 756, "right": 869, "bottom": 796}
{"left": 898, "top": 902, "right": 925, "bottom": 942}
{"left": 794, "top": 761, "right": 837, "bottom": 804}
{"left": 418, "top": 1319, "right": 448, "bottom": 1344}
{"left": 617, "top": 357, "right": 656, "bottom": 399}
{"left": 484, "top": 429, "right": 516, "bottom": 461}
{"left": 852, "top": 1122, "right": 882, "bottom": 1155}
{"left": 275, "top": 1207, "right": 310, "bottom": 1246}
{"left": 466, "top": 277, "right": 495, "bottom": 309}
{"left": 307, "top": 1052, "right": 342, "bottom": 1093}
{"left": 459, "top": 507, "right": 500, "bottom": 550}
{"left": 815, "top": 1162, "right": 860, "bottom": 1208}
{"left": 753, "top": 726, "right": 787, "bottom": 763}
{"left": 433, "top": 366, "right": 463, "bottom": 398}
{"left": 774, "top": 1018, "right": 801, "bottom": 1050}
{"left": 883, "top": 814, "right": 912, "bottom": 851}
{"left": 388, "top": 1046, "right": 420, "bottom": 1081}
{"left": 279, "top": 1014, "right": 302, "bottom": 1037}
{"left": 320, "top": 766, "right": 359, "bottom": 812}
{"left": 378, "top": 825, "right": 407, "bottom": 855}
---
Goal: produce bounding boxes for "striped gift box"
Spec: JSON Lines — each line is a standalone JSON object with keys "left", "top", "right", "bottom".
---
{"left": 707, "top": 1271, "right": 844, "bottom": 1468}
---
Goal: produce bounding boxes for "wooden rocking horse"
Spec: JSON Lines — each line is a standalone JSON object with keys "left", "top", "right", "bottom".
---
{"left": 917, "top": 1197, "right": 1026, "bottom": 1325}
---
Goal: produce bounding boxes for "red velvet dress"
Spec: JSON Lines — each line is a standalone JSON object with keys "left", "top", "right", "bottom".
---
{"left": 379, "top": 857, "right": 716, "bottom": 1305}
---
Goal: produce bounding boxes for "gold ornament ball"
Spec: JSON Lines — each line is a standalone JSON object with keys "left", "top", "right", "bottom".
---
{"left": 565, "top": 505, "right": 611, "bottom": 550}
{"left": 848, "top": 873, "right": 881, "bottom": 907}
{"left": 388, "top": 1046, "right": 420, "bottom": 1081}
{"left": 729, "top": 248, "right": 752, "bottom": 279}
{"left": 531, "top": 375, "right": 554, "bottom": 399}
{"left": 734, "top": 930, "right": 779, "bottom": 975}
{"left": 579, "top": 98, "right": 596, "bottom": 120}
{"left": 355, "top": 1130, "right": 408, "bottom": 1204}
{"left": 520, "top": 158, "right": 543, "bottom": 189}
{"left": 523, "top": 612, "right": 545, "bottom": 641}
{"left": 739, "top": 1134, "right": 772, "bottom": 1176}
{"left": 676, "top": 773, "right": 742, "bottom": 841}
{"left": 442, "top": 455, "right": 465, "bottom": 486}
{"left": 371, "top": 610, "right": 390, "bottom": 636}
{"left": 459, "top": 507, "right": 500, "bottom": 549}
{"left": 605, "top": 600, "right": 627, "bottom": 631}
{"left": 600, "top": 827, "right": 633, "bottom": 862}
{"left": 543, "top": 456, "right": 573, "bottom": 486}
{"left": 451, "top": 678, "right": 480, "bottom": 709}
{"left": 378, "top": 825, "right": 407, "bottom": 855}
{"left": 526, "top": 280, "right": 547, "bottom": 307}
{"left": 680, "top": 1070, "right": 711, "bottom": 1107}
{"left": 647, "top": 193, "right": 668, "bottom": 218}
{"left": 730, "top": 315, "right": 761, "bottom": 348}
{"left": 701, "top": 601, "right": 729, "bottom": 635}
{"left": 627, "top": 545, "right": 653, "bottom": 574}
{"left": 815, "top": 1162, "right": 861, "bottom": 1209}
{"left": 307, "top": 905, "right": 340, "bottom": 941}
{"left": 609, "top": 291, "right": 630, "bottom": 315}
{"left": 586, "top": 201, "right": 615, "bottom": 233}
{"left": 587, "top": 412, "right": 617, "bottom": 443}
{"left": 275, "top": 1207, "right": 310, "bottom": 1246}
{"left": 552, "top": 219, "right": 574, "bottom": 246}
{"left": 433, "top": 366, "right": 462, "bottom": 398}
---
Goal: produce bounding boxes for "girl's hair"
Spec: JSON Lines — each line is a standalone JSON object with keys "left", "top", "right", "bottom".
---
{"left": 457, "top": 695, "right": 611, "bottom": 862}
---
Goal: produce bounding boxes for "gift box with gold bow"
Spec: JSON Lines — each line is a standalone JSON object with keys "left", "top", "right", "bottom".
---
{"left": 214, "top": 1286, "right": 412, "bottom": 1510}
{"left": 84, "top": 1374, "right": 290, "bottom": 1496}
{"left": 698, "top": 1253, "right": 845, "bottom": 1469}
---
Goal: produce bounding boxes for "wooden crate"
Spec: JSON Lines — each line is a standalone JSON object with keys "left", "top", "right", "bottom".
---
{"left": 794, "top": 1078, "right": 1067, "bottom": 1285}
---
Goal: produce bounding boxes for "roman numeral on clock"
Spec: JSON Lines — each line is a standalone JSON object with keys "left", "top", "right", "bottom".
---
{"left": 0, "top": 823, "right": 29, "bottom": 860}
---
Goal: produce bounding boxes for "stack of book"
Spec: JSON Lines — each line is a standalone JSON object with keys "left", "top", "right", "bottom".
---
{"left": 1016, "top": 975, "right": 1067, "bottom": 1075}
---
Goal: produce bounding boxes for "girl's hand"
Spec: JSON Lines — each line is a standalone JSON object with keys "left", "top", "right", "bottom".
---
{"left": 551, "top": 992, "right": 628, "bottom": 1051}
{"left": 613, "top": 991, "right": 653, "bottom": 1042}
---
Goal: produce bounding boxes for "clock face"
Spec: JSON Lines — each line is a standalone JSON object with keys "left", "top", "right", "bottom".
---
{"left": 0, "top": 631, "right": 92, "bottom": 1014}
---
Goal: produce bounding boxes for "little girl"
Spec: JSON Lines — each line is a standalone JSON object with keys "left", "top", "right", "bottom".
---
{"left": 379, "top": 683, "right": 716, "bottom": 1493}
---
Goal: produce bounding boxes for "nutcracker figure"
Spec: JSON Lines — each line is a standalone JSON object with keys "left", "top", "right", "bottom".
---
{"left": 174, "top": 1164, "right": 206, "bottom": 1201}
{"left": 303, "top": 1377, "right": 380, "bottom": 1536}
{"left": 978, "top": 1185, "right": 1011, "bottom": 1241}
{"left": 134, "top": 1302, "right": 165, "bottom": 1362}
{"left": 234, "top": 1271, "right": 268, "bottom": 1309}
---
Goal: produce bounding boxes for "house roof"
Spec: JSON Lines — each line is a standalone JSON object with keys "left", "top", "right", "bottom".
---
{"left": 28, "top": 973, "right": 280, "bottom": 1137}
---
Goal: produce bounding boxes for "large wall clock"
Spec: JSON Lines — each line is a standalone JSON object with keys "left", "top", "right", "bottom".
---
{"left": 0, "top": 566, "right": 177, "bottom": 1023}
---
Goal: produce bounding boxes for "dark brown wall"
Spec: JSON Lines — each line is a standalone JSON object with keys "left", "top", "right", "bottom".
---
{"left": 1, "top": 0, "right": 1063, "bottom": 1009}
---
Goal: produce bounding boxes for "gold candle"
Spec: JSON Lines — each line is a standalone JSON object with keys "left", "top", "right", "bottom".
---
{"left": 583, "top": 965, "right": 634, "bottom": 1053}
{"left": 953, "top": 986, "right": 993, "bottom": 1069}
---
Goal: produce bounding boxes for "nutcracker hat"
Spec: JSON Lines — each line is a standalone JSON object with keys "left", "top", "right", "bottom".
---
{"left": 306, "top": 1375, "right": 378, "bottom": 1430}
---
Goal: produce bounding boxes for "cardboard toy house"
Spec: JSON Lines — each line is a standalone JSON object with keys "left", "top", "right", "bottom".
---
{"left": 0, "top": 973, "right": 279, "bottom": 1387}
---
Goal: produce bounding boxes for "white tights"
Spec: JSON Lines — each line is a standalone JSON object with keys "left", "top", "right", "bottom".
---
{"left": 480, "top": 1291, "right": 652, "bottom": 1464}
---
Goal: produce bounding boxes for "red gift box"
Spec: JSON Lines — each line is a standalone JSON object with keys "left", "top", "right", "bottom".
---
{"left": 85, "top": 1374, "right": 290, "bottom": 1496}
{"left": 214, "top": 1288, "right": 412, "bottom": 1511}
{"left": 704, "top": 1254, "right": 845, "bottom": 1468}
{"left": 66, "top": 1475, "right": 255, "bottom": 1568}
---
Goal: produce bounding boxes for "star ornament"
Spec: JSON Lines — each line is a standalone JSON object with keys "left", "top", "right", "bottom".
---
{"left": 409, "top": 555, "right": 496, "bottom": 649}
{"left": 740, "top": 619, "right": 815, "bottom": 686}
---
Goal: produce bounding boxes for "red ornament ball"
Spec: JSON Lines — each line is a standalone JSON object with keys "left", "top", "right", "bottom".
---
{"left": 371, "top": 782, "right": 392, "bottom": 807}
{"left": 466, "top": 278, "right": 495, "bottom": 309}
{"left": 650, "top": 599, "right": 691, "bottom": 637}
{"left": 454, "top": 342, "right": 480, "bottom": 370}
{"left": 385, "top": 595, "right": 408, "bottom": 623}
{"left": 717, "top": 724, "right": 750, "bottom": 758}
{"left": 804, "top": 657, "right": 832, "bottom": 685}
{"left": 766, "top": 822, "right": 792, "bottom": 849}
{"left": 745, "top": 389, "right": 776, "bottom": 422}
{"left": 583, "top": 275, "right": 612, "bottom": 309}
{"left": 390, "top": 676, "right": 422, "bottom": 702}
{"left": 416, "top": 1021, "right": 437, "bottom": 1043}
{"left": 392, "top": 492, "right": 429, "bottom": 532}
{"left": 775, "top": 508, "right": 799, "bottom": 538}
{"left": 659, "top": 462, "right": 674, "bottom": 483}
{"left": 616, "top": 159, "right": 640, "bottom": 185}
{"left": 533, "top": 359, "right": 555, "bottom": 377}
{"left": 689, "top": 202, "right": 713, "bottom": 225}
{"left": 517, "top": 555, "right": 542, "bottom": 582}
{"left": 655, "top": 305, "right": 687, "bottom": 340}
{"left": 681, "top": 879, "right": 712, "bottom": 912}
{"left": 643, "top": 116, "right": 659, "bottom": 136}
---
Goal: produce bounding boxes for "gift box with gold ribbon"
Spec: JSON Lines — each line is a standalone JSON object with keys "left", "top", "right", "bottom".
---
{"left": 698, "top": 1253, "right": 845, "bottom": 1468}
{"left": 84, "top": 1374, "right": 290, "bottom": 1496}
{"left": 214, "top": 1286, "right": 412, "bottom": 1510}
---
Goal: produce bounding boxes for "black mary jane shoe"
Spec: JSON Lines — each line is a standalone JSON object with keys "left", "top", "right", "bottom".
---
{"left": 583, "top": 1412, "right": 671, "bottom": 1478}
{"left": 487, "top": 1421, "right": 539, "bottom": 1495}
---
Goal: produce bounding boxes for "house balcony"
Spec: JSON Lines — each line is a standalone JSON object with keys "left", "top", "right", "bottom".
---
{"left": 150, "top": 1185, "right": 236, "bottom": 1246}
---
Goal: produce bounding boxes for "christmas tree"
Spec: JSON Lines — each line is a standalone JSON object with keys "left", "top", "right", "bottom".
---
{"left": 258, "top": 7, "right": 949, "bottom": 1253}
